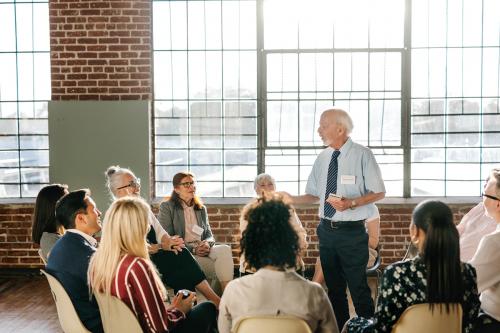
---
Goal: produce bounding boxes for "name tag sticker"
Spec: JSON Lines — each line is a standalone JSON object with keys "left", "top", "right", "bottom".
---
{"left": 341, "top": 175, "right": 356, "bottom": 184}
{"left": 192, "top": 224, "right": 204, "bottom": 236}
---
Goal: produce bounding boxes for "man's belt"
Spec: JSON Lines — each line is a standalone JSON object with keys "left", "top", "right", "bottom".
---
{"left": 320, "top": 218, "right": 365, "bottom": 229}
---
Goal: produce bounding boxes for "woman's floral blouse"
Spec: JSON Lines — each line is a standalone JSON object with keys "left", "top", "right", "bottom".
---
{"left": 346, "top": 256, "right": 480, "bottom": 333}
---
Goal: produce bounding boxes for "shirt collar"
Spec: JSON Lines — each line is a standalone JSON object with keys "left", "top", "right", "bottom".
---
{"left": 338, "top": 137, "right": 353, "bottom": 154}
{"left": 327, "top": 137, "right": 352, "bottom": 155}
{"left": 66, "top": 229, "right": 98, "bottom": 247}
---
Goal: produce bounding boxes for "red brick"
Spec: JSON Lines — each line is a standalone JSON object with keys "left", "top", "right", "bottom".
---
{"left": 109, "top": 87, "right": 129, "bottom": 94}
{"left": 109, "top": 59, "right": 129, "bottom": 66}
{"left": 69, "top": 2, "right": 89, "bottom": 9}
{"left": 79, "top": 95, "right": 99, "bottom": 100}
{"left": 119, "top": 80, "right": 139, "bottom": 86}
{"left": 109, "top": 45, "right": 129, "bottom": 51}
{"left": 88, "top": 16, "right": 109, "bottom": 23}
{"left": 91, "top": 2, "right": 110, "bottom": 8}
{"left": 88, "top": 31, "right": 107, "bottom": 37}
{"left": 110, "top": 2, "right": 132, "bottom": 9}
{"left": 2, "top": 257, "right": 19, "bottom": 264}
{"left": 100, "top": 95, "right": 120, "bottom": 100}
{"left": 110, "top": 30, "right": 130, "bottom": 37}
{"left": 98, "top": 80, "right": 119, "bottom": 87}
{"left": 66, "top": 16, "right": 87, "bottom": 24}
{"left": 80, "top": 9, "right": 100, "bottom": 16}
{"left": 67, "top": 31, "right": 87, "bottom": 37}
{"left": 87, "top": 45, "right": 107, "bottom": 52}
{"left": 77, "top": 80, "right": 97, "bottom": 86}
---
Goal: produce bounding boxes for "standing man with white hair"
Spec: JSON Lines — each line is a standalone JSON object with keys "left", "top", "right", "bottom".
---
{"left": 285, "top": 109, "right": 385, "bottom": 331}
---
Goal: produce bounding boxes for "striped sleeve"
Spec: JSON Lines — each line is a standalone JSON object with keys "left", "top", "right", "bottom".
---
{"left": 115, "top": 256, "right": 185, "bottom": 333}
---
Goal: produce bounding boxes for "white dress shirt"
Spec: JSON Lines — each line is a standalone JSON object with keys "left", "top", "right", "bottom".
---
{"left": 218, "top": 268, "right": 338, "bottom": 333}
{"left": 470, "top": 224, "right": 500, "bottom": 321}
{"left": 456, "top": 202, "right": 497, "bottom": 262}
{"left": 66, "top": 229, "right": 98, "bottom": 247}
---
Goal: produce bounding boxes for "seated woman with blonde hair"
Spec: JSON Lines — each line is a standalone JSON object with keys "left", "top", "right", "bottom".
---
{"left": 88, "top": 196, "right": 217, "bottom": 333}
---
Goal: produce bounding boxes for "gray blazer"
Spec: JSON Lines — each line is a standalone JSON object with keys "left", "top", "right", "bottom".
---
{"left": 158, "top": 200, "right": 216, "bottom": 253}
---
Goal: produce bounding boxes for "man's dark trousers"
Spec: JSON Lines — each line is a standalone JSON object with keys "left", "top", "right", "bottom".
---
{"left": 317, "top": 220, "right": 374, "bottom": 331}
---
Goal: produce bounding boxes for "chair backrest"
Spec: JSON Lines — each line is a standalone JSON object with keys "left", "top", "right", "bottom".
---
{"left": 392, "top": 303, "right": 462, "bottom": 333}
{"left": 38, "top": 249, "right": 47, "bottom": 265}
{"left": 234, "top": 315, "right": 313, "bottom": 333}
{"left": 40, "top": 269, "right": 91, "bottom": 333}
{"left": 94, "top": 292, "right": 143, "bottom": 333}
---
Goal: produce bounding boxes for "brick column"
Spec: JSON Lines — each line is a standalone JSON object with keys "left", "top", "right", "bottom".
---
{"left": 49, "top": 0, "right": 152, "bottom": 101}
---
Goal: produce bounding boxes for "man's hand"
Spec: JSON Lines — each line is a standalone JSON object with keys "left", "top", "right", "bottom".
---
{"left": 194, "top": 241, "right": 210, "bottom": 257}
{"left": 161, "top": 235, "right": 185, "bottom": 254}
{"left": 168, "top": 291, "right": 196, "bottom": 314}
{"left": 326, "top": 197, "right": 353, "bottom": 212}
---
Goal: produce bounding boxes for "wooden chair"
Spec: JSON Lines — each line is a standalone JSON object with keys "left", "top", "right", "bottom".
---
{"left": 40, "top": 269, "right": 91, "bottom": 333}
{"left": 366, "top": 247, "right": 382, "bottom": 302}
{"left": 392, "top": 303, "right": 462, "bottom": 333}
{"left": 38, "top": 249, "right": 47, "bottom": 265}
{"left": 94, "top": 292, "right": 142, "bottom": 333}
{"left": 234, "top": 315, "right": 313, "bottom": 333}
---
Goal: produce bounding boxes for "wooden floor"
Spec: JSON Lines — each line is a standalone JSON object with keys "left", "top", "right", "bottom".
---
{"left": 0, "top": 274, "right": 62, "bottom": 333}
{"left": 0, "top": 273, "right": 378, "bottom": 333}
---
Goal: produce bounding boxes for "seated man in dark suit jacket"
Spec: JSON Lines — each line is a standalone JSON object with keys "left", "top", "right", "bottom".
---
{"left": 46, "top": 189, "right": 103, "bottom": 333}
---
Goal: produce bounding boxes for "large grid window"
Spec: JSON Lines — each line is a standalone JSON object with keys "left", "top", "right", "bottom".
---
{"left": 411, "top": 0, "right": 500, "bottom": 196}
{"left": 153, "top": 0, "right": 258, "bottom": 197}
{"left": 263, "top": 0, "right": 405, "bottom": 196}
{"left": 0, "top": 0, "right": 51, "bottom": 198}
{"left": 151, "top": 0, "right": 500, "bottom": 198}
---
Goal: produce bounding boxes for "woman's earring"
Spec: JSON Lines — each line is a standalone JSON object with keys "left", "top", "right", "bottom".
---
{"left": 410, "top": 236, "right": 419, "bottom": 246}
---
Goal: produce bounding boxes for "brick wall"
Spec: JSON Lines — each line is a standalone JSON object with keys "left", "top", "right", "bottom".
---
{"left": 50, "top": 0, "right": 151, "bottom": 101}
{"left": 0, "top": 203, "right": 474, "bottom": 271}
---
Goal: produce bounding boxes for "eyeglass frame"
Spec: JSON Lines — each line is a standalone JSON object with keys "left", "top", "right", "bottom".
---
{"left": 117, "top": 178, "right": 141, "bottom": 190}
{"left": 482, "top": 192, "right": 500, "bottom": 201}
{"left": 178, "top": 181, "right": 196, "bottom": 188}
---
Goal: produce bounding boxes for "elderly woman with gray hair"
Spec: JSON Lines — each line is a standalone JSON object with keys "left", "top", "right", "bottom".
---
{"left": 104, "top": 165, "right": 220, "bottom": 307}
{"left": 239, "top": 173, "right": 308, "bottom": 274}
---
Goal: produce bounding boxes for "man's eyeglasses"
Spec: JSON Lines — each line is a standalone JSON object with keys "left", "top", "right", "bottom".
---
{"left": 482, "top": 192, "right": 500, "bottom": 201}
{"left": 179, "top": 181, "right": 195, "bottom": 188}
{"left": 117, "top": 178, "right": 141, "bottom": 190}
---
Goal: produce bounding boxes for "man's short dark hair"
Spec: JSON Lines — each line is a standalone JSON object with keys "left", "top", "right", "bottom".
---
{"left": 55, "top": 189, "right": 90, "bottom": 229}
{"left": 240, "top": 194, "right": 299, "bottom": 270}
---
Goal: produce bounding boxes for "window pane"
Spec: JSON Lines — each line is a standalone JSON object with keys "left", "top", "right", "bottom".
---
{"left": 223, "top": 51, "right": 257, "bottom": 99}
{"left": 0, "top": 4, "right": 16, "bottom": 52}
{"left": 266, "top": 101, "right": 298, "bottom": 147}
{"left": 0, "top": 54, "right": 18, "bottom": 101}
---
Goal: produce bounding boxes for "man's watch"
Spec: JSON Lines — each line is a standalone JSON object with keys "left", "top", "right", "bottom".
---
{"left": 350, "top": 200, "right": 357, "bottom": 210}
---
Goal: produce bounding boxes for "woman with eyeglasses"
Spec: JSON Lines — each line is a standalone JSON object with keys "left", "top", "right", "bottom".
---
{"left": 158, "top": 172, "right": 234, "bottom": 294}
{"left": 345, "top": 200, "right": 480, "bottom": 333}
{"left": 32, "top": 184, "right": 69, "bottom": 262}
{"left": 105, "top": 166, "right": 220, "bottom": 307}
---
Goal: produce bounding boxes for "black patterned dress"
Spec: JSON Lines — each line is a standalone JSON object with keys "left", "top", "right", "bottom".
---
{"left": 346, "top": 256, "right": 480, "bottom": 333}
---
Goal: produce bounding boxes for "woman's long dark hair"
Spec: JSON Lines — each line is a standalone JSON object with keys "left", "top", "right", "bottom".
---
{"left": 31, "top": 184, "right": 68, "bottom": 244}
{"left": 412, "top": 200, "right": 463, "bottom": 311}
{"left": 169, "top": 172, "right": 203, "bottom": 210}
